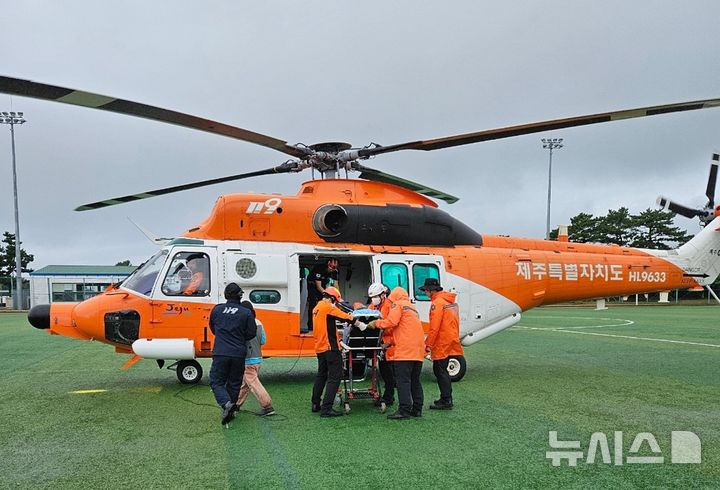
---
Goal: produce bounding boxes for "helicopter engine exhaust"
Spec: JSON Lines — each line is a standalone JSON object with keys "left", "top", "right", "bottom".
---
{"left": 312, "top": 204, "right": 349, "bottom": 238}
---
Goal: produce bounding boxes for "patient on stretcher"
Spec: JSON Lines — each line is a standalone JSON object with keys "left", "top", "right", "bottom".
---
{"left": 341, "top": 307, "right": 382, "bottom": 345}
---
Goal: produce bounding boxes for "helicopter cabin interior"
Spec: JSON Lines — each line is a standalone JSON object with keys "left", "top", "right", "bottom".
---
{"left": 296, "top": 253, "right": 444, "bottom": 332}
{"left": 297, "top": 254, "right": 373, "bottom": 328}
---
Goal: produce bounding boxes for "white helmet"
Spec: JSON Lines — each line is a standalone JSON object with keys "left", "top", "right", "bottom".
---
{"left": 367, "top": 282, "right": 386, "bottom": 297}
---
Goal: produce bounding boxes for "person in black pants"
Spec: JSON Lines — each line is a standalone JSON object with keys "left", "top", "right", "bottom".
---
{"left": 209, "top": 283, "right": 257, "bottom": 425}
{"left": 421, "top": 277, "right": 463, "bottom": 410}
{"left": 313, "top": 348, "right": 344, "bottom": 416}
{"left": 304, "top": 258, "right": 339, "bottom": 333}
{"left": 377, "top": 360, "right": 396, "bottom": 409}
{"left": 310, "top": 287, "right": 365, "bottom": 417}
{"left": 392, "top": 361, "right": 424, "bottom": 417}
{"left": 367, "top": 287, "right": 425, "bottom": 420}
{"left": 367, "top": 282, "right": 395, "bottom": 410}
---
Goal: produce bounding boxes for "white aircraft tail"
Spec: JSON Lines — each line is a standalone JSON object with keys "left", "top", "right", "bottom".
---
{"left": 650, "top": 216, "right": 720, "bottom": 285}
{"left": 677, "top": 216, "right": 720, "bottom": 285}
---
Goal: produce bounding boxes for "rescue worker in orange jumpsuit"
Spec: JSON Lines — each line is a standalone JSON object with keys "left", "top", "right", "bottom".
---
{"left": 311, "top": 286, "right": 366, "bottom": 417}
{"left": 368, "top": 287, "right": 425, "bottom": 419}
{"left": 420, "top": 278, "right": 463, "bottom": 410}
{"left": 367, "top": 282, "right": 395, "bottom": 410}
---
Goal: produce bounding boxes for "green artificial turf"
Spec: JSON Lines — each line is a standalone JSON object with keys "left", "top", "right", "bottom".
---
{"left": 0, "top": 306, "right": 718, "bottom": 488}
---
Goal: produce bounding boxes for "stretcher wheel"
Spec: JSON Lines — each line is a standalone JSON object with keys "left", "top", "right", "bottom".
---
{"left": 447, "top": 355, "right": 466, "bottom": 382}
{"left": 379, "top": 401, "right": 387, "bottom": 413}
{"left": 344, "top": 403, "right": 351, "bottom": 414}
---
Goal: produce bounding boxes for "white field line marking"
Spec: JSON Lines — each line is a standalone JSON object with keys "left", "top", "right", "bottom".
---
{"left": 69, "top": 389, "right": 108, "bottom": 394}
{"left": 515, "top": 326, "right": 720, "bottom": 348}
{"left": 516, "top": 316, "right": 635, "bottom": 330}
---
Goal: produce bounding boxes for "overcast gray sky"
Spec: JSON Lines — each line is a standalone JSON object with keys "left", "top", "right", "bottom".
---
{"left": 2, "top": 1, "right": 720, "bottom": 269}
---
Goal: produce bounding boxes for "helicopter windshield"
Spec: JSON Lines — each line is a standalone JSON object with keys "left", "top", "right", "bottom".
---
{"left": 122, "top": 249, "right": 169, "bottom": 296}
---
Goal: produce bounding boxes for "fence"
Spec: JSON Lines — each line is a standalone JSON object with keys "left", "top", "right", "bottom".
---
{"left": 617, "top": 285, "right": 720, "bottom": 305}
{"left": 0, "top": 277, "right": 31, "bottom": 309}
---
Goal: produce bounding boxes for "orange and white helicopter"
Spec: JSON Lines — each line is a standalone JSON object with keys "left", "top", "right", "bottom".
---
{"left": 3, "top": 76, "right": 720, "bottom": 384}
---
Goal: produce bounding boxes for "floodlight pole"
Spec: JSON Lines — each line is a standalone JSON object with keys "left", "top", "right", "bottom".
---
{"left": 1, "top": 111, "right": 27, "bottom": 309}
{"left": 541, "top": 138, "right": 564, "bottom": 240}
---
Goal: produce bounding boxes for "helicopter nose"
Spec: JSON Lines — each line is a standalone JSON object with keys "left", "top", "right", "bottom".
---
{"left": 28, "top": 304, "right": 51, "bottom": 329}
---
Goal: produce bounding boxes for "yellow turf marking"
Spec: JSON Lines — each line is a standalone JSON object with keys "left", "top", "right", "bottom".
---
{"left": 69, "top": 389, "right": 108, "bottom": 394}
{"left": 517, "top": 326, "right": 720, "bottom": 348}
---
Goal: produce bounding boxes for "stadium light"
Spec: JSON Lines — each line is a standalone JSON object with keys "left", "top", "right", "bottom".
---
{"left": 0, "top": 112, "right": 27, "bottom": 309}
{"left": 541, "top": 138, "right": 564, "bottom": 240}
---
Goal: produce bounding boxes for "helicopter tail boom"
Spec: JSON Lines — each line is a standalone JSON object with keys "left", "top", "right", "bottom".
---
{"left": 645, "top": 216, "right": 720, "bottom": 286}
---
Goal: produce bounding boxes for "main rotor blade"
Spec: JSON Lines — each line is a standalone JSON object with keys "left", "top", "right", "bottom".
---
{"left": 0, "top": 76, "right": 310, "bottom": 159}
{"left": 358, "top": 97, "right": 720, "bottom": 157}
{"left": 656, "top": 196, "right": 701, "bottom": 219}
{"left": 354, "top": 163, "right": 459, "bottom": 204}
{"left": 75, "top": 161, "right": 299, "bottom": 211}
{"left": 706, "top": 153, "right": 719, "bottom": 207}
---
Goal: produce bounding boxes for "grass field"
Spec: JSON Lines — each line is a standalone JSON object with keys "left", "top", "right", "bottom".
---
{"left": 1, "top": 306, "right": 718, "bottom": 489}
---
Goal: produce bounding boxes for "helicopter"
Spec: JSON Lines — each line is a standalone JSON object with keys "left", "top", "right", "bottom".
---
{"left": 2, "top": 75, "right": 720, "bottom": 385}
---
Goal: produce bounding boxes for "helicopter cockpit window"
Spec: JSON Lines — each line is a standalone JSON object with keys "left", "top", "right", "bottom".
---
{"left": 412, "top": 263, "right": 440, "bottom": 301}
{"left": 380, "top": 263, "right": 409, "bottom": 292}
{"left": 161, "top": 252, "right": 211, "bottom": 297}
{"left": 122, "top": 250, "right": 169, "bottom": 296}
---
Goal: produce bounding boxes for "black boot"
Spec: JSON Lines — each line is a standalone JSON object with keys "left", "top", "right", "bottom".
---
{"left": 387, "top": 410, "right": 411, "bottom": 420}
{"left": 221, "top": 402, "right": 235, "bottom": 424}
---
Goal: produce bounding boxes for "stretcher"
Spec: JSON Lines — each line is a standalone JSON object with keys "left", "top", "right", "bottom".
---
{"left": 337, "top": 308, "right": 384, "bottom": 414}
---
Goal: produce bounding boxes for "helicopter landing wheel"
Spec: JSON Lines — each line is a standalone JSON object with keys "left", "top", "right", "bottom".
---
{"left": 447, "top": 355, "right": 467, "bottom": 383}
{"left": 176, "top": 359, "right": 203, "bottom": 384}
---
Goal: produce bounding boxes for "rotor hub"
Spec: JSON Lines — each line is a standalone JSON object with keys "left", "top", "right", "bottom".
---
{"left": 309, "top": 142, "right": 352, "bottom": 153}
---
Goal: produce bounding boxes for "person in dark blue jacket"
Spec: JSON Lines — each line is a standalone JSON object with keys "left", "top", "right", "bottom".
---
{"left": 209, "top": 283, "right": 257, "bottom": 425}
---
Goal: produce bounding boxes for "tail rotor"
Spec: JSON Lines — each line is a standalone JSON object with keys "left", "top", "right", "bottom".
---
{"left": 656, "top": 153, "right": 720, "bottom": 226}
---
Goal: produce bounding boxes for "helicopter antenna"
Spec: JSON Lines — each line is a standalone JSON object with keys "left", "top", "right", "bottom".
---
{"left": 126, "top": 217, "right": 172, "bottom": 245}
